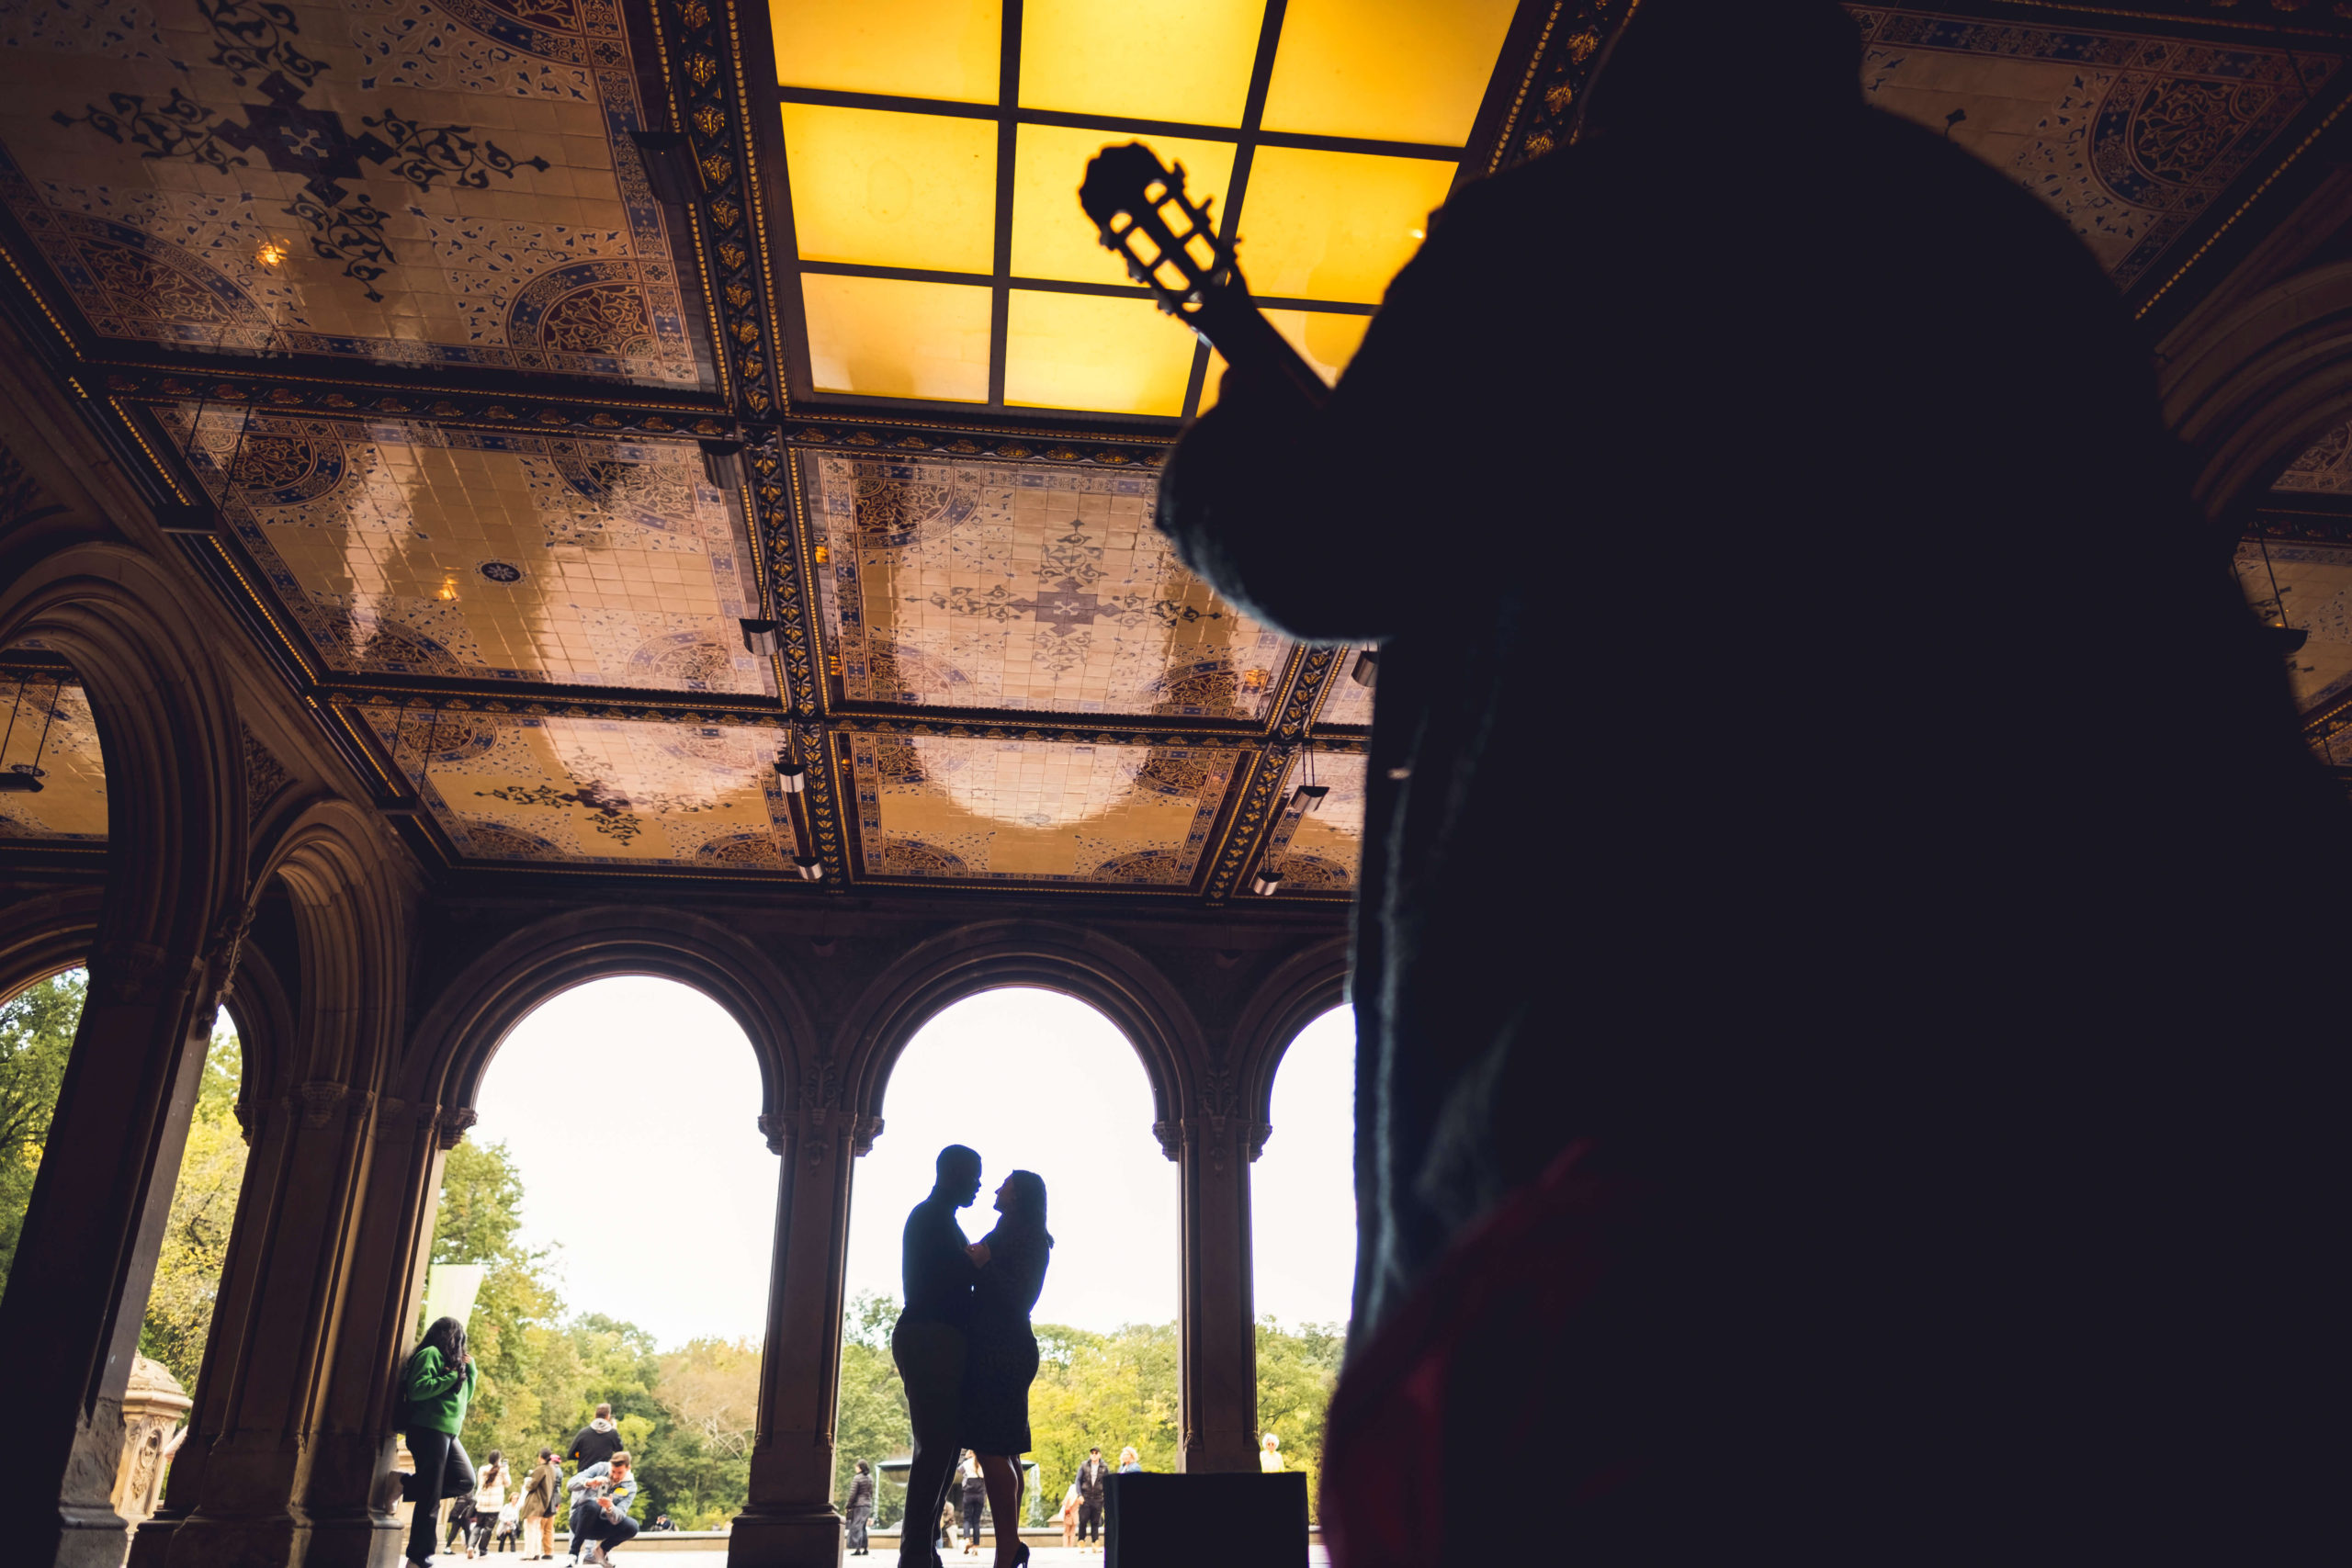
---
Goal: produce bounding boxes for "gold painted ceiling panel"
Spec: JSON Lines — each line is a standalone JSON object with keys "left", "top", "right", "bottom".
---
{"left": 0, "top": 0, "right": 707, "bottom": 388}
{"left": 1259, "top": 749, "right": 1363, "bottom": 897}
{"left": 358, "top": 705, "right": 792, "bottom": 867}
{"left": 171, "top": 406, "right": 769, "bottom": 694}
{"left": 851, "top": 734, "right": 1239, "bottom": 886}
{"left": 1317, "top": 649, "right": 1374, "bottom": 728}
{"left": 1849, "top": 7, "right": 2335, "bottom": 291}
{"left": 809, "top": 455, "right": 1286, "bottom": 719}
{"left": 0, "top": 680, "right": 107, "bottom": 840}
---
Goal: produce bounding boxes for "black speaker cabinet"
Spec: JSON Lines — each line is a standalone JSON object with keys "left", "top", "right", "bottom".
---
{"left": 1105, "top": 1472, "right": 1309, "bottom": 1568}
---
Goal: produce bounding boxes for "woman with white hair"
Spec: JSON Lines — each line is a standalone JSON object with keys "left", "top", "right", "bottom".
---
{"left": 1258, "top": 1432, "right": 1283, "bottom": 1473}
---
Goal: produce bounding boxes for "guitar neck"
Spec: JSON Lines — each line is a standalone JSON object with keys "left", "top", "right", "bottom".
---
{"left": 1188, "top": 284, "right": 1332, "bottom": 412}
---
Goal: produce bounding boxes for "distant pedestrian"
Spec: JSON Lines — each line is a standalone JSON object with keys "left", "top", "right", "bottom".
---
{"left": 1058, "top": 1483, "right": 1080, "bottom": 1549}
{"left": 471, "top": 1450, "right": 509, "bottom": 1554}
{"left": 1075, "top": 1447, "right": 1108, "bottom": 1551}
{"left": 845, "top": 1460, "right": 876, "bottom": 1556}
{"left": 567, "top": 1450, "right": 639, "bottom": 1565}
{"left": 494, "top": 1501, "right": 520, "bottom": 1551}
{"left": 1117, "top": 1447, "right": 1140, "bottom": 1475}
{"left": 394, "top": 1315, "right": 479, "bottom": 1568}
{"left": 518, "top": 1448, "right": 563, "bottom": 1560}
{"left": 959, "top": 1453, "right": 987, "bottom": 1555}
{"left": 1259, "top": 1432, "right": 1284, "bottom": 1473}
{"left": 568, "top": 1404, "right": 625, "bottom": 1475}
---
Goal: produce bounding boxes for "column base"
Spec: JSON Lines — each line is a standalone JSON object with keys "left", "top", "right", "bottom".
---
{"left": 726, "top": 1505, "right": 843, "bottom": 1568}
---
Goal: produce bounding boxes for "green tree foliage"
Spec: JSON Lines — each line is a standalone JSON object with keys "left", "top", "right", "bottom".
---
{"left": 654, "top": 1336, "right": 760, "bottom": 1529}
{"left": 833, "top": 1292, "right": 913, "bottom": 1526}
{"left": 138, "top": 1023, "right": 249, "bottom": 1390}
{"left": 0, "top": 969, "right": 83, "bottom": 1294}
{"left": 1254, "top": 1316, "right": 1345, "bottom": 1521}
{"left": 1027, "top": 1319, "right": 1181, "bottom": 1515}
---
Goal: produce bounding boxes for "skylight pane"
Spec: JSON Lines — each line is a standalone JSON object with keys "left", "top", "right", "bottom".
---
{"left": 1003, "top": 291, "right": 1196, "bottom": 415}
{"left": 802, "top": 275, "right": 991, "bottom": 401}
{"left": 778, "top": 104, "right": 997, "bottom": 273}
{"left": 769, "top": 0, "right": 1004, "bottom": 103}
{"left": 1012, "top": 127, "right": 1238, "bottom": 288}
{"left": 1261, "top": 0, "right": 1517, "bottom": 145}
{"left": 1195, "top": 310, "right": 1368, "bottom": 411}
{"left": 1233, "top": 147, "right": 1453, "bottom": 303}
{"left": 1019, "top": 0, "right": 1266, "bottom": 127}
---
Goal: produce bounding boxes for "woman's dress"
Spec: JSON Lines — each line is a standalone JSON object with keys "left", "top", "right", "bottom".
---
{"left": 960, "top": 1224, "right": 1050, "bottom": 1453}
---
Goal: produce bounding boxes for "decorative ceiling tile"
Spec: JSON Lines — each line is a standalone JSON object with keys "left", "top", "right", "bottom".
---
{"left": 2233, "top": 538, "right": 2352, "bottom": 716}
{"left": 1317, "top": 648, "right": 1375, "bottom": 728}
{"left": 167, "top": 405, "right": 770, "bottom": 694}
{"left": 1258, "top": 749, "right": 1364, "bottom": 896}
{"left": 0, "top": 0, "right": 709, "bottom": 387}
{"left": 2276, "top": 420, "right": 2352, "bottom": 495}
{"left": 0, "top": 679, "right": 107, "bottom": 840}
{"left": 1849, "top": 7, "right": 2337, "bottom": 291}
{"left": 359, "top": 705, "right": 792, "bottom": 868}
{"left": 808, "top": 454, "right": 1287, "bottom": 718}
{"left": 850, "top": 734, "right": 1240, "bottom": 886}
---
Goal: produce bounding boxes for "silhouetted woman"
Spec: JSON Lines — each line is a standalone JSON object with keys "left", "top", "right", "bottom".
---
{"left": 844, "top": 1459, "right": 875, "bottom": 1555}
{"left": 399, "top": 1314, "right": 480, "bottom": 1568}
{"left": 961, "top": 1169, "right": 1052, "bottom": 1568}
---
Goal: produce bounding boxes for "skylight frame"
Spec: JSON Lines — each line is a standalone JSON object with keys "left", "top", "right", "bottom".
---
{"left": 752, "top": 0, "right": 1514, "bottom": 425}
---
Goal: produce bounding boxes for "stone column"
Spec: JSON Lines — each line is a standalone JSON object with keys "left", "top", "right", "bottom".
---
{"left": 728, "top": 1100, "right": 874, "bottom": 1568}
{"left": 1174, "top": 1067, "right": 1264, "bottom": 1474}
{"left": 2, "top": 935, "right": 223, "bottom": 1568}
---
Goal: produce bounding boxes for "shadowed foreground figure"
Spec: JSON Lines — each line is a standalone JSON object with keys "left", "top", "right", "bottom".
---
{"left": 1158, "top": 0, "right": 2347, "bottom": 1558}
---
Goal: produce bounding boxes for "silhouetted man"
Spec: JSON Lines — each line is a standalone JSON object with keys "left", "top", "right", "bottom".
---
{"left": 566, "top": 1403, "right": 623, "bottom": 1476}
{"left": 1159, "top": 0, "right": 2347, "bottom": 1557}
{"left": 893, "top": 1145, "right": 981, "bottom": 1568}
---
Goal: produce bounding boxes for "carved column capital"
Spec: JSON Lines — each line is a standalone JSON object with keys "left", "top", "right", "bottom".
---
{"left": 87, "top": 941, "right": 189, "bottom": 1009}
{"left": 434, "top": 1107, "right": 478, "bottom": 1151}
{"left": 851, "top": 1114, "right": 884, "bottom": 1157}
{"left": 199, "top": 899, "right": 256, "bottom": 1013}
{"left": 758, "top": 1111, "right": 786, "bottom": 1155}
{"left": 291, "top": 1081, "right": 345, "bottom": 1129}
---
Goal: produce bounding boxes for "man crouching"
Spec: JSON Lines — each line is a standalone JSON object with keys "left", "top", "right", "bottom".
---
{"left": 566, "top": 1450, "right": 638, "bottom": 1565}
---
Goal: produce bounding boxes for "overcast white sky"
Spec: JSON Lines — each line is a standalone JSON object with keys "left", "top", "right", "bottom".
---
{"left": 470, "top": 978, "right": 1355, "bottom": 1350}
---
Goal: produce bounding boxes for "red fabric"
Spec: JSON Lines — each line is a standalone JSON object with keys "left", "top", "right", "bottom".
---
{"left": 1322, "top": 1143, "right": 1649, "bottom": 1567}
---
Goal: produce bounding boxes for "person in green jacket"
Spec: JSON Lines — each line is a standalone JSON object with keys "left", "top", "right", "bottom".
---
{"left": 399, "top": 1315, "right": 480, "bottom": 1568}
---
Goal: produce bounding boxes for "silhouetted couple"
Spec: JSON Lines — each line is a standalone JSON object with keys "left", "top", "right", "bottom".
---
{"left": 894, "top": 1145, "right": 1052, "bottom": 1568}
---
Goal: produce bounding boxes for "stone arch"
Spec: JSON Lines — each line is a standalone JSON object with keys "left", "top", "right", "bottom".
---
{"left": 839, "top": 919, "right": 1199, "bottom": 1157}
{"left": 406, "top": 905, "right": 810, "bottom": 1145}
{"left": 2160, "top": 260, "right": 2352, "bottom": 523}
{"left": 1229, "top": 937, "right": 1352, "bottom": 1164}
{"left": 0, "top": 884, "right": 103, "bottom": 1007}
{"left": 247, "top": 797, "right": 413, "bottom": 1097}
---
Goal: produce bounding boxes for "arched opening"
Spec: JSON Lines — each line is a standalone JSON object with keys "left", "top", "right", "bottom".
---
{"left": 839, "top": 987, "right": 1179, "bottom": 1546}
{"left": 443, "top": 974, "right": 777, "bottom": 1537}
{"left": 1250, "top": 1004, "right": 1354, "bottom": 1510}
{"left": 0, "top": 963, "right": 248, "bottom": 1393}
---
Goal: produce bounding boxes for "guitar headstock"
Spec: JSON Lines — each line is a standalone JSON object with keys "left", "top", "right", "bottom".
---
{"left": 1080, "top": 141, "right": 1233, "bottom": 322}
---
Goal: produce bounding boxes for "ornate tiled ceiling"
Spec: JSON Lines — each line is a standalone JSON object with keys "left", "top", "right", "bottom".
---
{"left": 10, "top": 1, "right": 2352, "bottom": 898}
{"left": 0, "top": 674, "right": 107, "bottom": 843}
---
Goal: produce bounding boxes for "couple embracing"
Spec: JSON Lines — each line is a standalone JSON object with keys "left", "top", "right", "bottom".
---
{"left": 892, "top": 1145, "right": 1052, "bottom": 1568}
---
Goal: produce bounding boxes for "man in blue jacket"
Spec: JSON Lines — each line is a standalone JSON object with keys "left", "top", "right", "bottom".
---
{"left": 566, "top": 1451, "right": 639, "bottom": 1565}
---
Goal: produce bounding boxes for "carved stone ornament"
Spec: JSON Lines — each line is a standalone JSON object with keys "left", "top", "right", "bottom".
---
{"left": 240, "top": 720, "right": 293, "bottom": 825}
{"left": 758, "top": 1111, "right": 786, "bottom": 1155}
{"left": 200, "top": 900, "right": 257, "bottom": 1012}
{"left": 369, "top": 1096, "right": 414, "bottom": 1142}
{"left": 111, "top": 1355, "right": 191, "bottom": 1537}
{"left": 293, "top": 1080, "right": 345, "bottom": 1128}
{"left": 88, "top": 940, "right": 183, "bottom": 1009}
{"left": 852, "top": 1113, "right": 884, "bottom": 1156}
{"left": 1152, "top": 1118, "right": 1180, "bottom": 1163}
{"left": 435, "top": 1106, "right": 479, "bottom": 1150}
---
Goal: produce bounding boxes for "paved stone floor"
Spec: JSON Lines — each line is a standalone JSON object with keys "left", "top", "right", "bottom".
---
{"left": 424, "top": 1549, "right": 1331, "bottom": 1565}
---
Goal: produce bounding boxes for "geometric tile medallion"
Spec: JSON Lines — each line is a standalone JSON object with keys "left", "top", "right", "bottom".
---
{"left": 357, "top": 705, "right": 791, "bottom": 869}
{"left": 1852, "top": 7, "right": 2337, "bottom": 291}
{"left": 0, "top": 0, "right": 706, "bottom": 387}
{"left": 809, "top": 455, "right": 1285, "bottom": 718}
{"left": 850, "top": 735, "right": 1242, "bottom": 888}
{"left": 169, "top": 407, "right": 771, "bottom": 695}
{"left": 0, "top": 679, "right": 107, "bottom": 841}
{"left": 2233, "top": 538, "right": 2352, "bottom": 719}
{"left": 1257, "top": 749, "right": 1365, "bottom": 896}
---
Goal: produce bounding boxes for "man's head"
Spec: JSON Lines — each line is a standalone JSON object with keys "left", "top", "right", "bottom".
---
{"left": 1089, "top": 1447, "right": 1101, "bottom": 1459}
{"left": 935, "top": 1144, "right": 982, "bottom": 1205}
{"left": 610, "top": 1452, "right": 631, "bottom": 1478}
{"left": 595, "top": 1403, "right": 612, "bottom": 1420}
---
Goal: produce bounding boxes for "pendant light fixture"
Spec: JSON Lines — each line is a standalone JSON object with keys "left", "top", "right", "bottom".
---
{"left": 2256, "top": 534, "right": 2311, "bottom": 655}
{"left": 0, "top": 677, "right": 60, "bottom": 794}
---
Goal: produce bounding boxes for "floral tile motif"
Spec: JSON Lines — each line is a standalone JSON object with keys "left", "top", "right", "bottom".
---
{"left": 2234, "top": 538, "right": 2352, "bottom": 716}
{"left": 358, "top": 705, "right": 791, "bottom": 867}
{"left": 0, "top": 0, "right": 706, "bottom": 387}
{"left": 850, "top": 735, "right": 1240, "bottom": 886}
{"left": 1257, "top": 750, "right": 1366, "bottom": 896}
{"left": 2276, "top": 420, "right": 2352, "bottom": 495}
{"left": 808, "top": 455, "right": 1288, "bottom": 718}
{"left": 1849, "top": 7, "right": 2335, "bottom": 289}
{"left": 164, "top": 405, "right": 769, "bottom": 694}
{"left": 0, "top": 679, "right": 107, "bottom": 840}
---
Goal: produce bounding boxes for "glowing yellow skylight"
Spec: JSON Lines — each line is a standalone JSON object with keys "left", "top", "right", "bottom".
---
{"left": 769, "top": 0, "right": 1004, "bottom": 103}
{"left": 778, "top": 104, "right": 997, "bottom": 273}
{"left": 1012, "top": 127, "right": 1238, "bottom": 288}
{"left": 1232, "top": 147, "right": 1453, "bottom": 302}
{"left": 1019, "top": 0, "right": 1267, "bottom": 127}
{"left": 1197, "top": 310, "right": 1369, "bottom": 410}
{"left": 1262, "top": 0, "right": 1518, "bottom": 145}
{"left": 1003, "top": 291, "right": 1196, "bottom": 415}
{"left": 802, "top": 275, "right": 991, "bottom": 401}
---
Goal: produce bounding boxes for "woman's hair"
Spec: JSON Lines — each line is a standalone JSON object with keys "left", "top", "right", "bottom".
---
{"left": 483, "top": 1451, "right": 503, "bottom": 1484}
{"left": 416, "top": 1314, "right": 467, "bottom": 1372}
{"left": 1001, "top": 1168, "right": 1052, "bottom": 1247}
{"left": 856, "top": 1460, "right": 871, "bottom": 1473}
{"left": 539, "top": 1449, "right": 555, "bottom": 1461}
